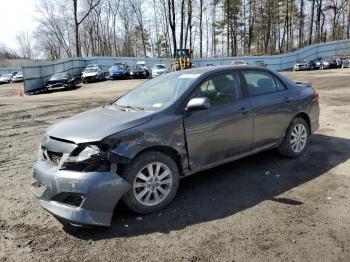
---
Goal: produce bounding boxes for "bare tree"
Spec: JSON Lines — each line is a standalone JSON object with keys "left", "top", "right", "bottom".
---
{"left": 32, "top": 0, "right": 350, "bottom": 60}
{"left": 73, "top": 0, "right": 101, "bottom": 57}
{"left": 130, "top": 0, "right": 148, "bottom": 56}
{"left": 199, "top": 0, "right": 203, "bottom": 58}
{"left": 167, "top": 0, "right": 177, "bottom": 57}
{"left": 16, "top": 31, "right": 33, "bottom": 59}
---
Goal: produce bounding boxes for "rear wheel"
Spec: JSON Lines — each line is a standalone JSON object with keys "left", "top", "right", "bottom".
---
{"left": 121, "top": 151, "right": 179, "bottom": 214}
{"left": 278, "top": 118, "right": 309, "bottom": 158}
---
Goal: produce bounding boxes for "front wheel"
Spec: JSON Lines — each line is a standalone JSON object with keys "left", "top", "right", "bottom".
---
{"left": 121, "top": 151, "right": 179, "bottom": 214}
{"left": 278, "top": 118, "right": 309, "bottom": 158}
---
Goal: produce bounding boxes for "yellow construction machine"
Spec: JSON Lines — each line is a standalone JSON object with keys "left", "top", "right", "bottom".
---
{"left": 171, "top": 49, "right": 194, "bottom": 71}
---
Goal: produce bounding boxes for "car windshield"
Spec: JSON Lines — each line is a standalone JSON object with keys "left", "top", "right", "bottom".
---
{"left": 154, "top": 65, "right": 166, "bottom": 69}
{"left": 112, "top": 65, "right": 124, "bottom": 70}
{"left": 114, "top": 72, "right": 201, "bottom": 111}
{"left": 131, "top": 66, "right": 141, "bottom": 70}
{"left": 1, "top": 74, "right": 12, "bottom": 78}
{"left": 50, "top": 73, "right": 68, "bottom": 80}
{"left": 297, "top": 60, "right": 306, "bottom": 63}
{"left": 84, "top": 68, "right": 98, "bottom": 73}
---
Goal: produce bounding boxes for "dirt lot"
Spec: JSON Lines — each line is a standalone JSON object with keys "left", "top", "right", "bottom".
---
{"left": 0, "top": 70, "right": 349, "bottom": 262}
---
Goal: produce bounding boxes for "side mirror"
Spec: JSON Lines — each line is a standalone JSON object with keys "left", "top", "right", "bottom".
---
{"left": 186, "top": 97, "right": 210, "bottom": 112}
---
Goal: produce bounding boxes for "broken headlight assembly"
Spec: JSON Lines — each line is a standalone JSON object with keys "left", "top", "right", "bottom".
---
{"left": 61, "top": 144, "right": 110, "bottom": 172}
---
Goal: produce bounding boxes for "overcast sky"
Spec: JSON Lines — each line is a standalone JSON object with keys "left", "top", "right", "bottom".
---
{"left": 0, "top": 0, "right": 37, "bottom": 50}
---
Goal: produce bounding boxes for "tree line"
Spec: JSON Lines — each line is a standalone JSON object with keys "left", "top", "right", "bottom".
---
{"left": 20, "top": 0, "right": 350, "bottom": 59}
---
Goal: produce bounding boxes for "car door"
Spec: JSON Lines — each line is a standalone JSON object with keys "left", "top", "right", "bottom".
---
{"left": 241, "top": 69, "right": 294, "bottom": 149}
{"left": 183, "top": 71, "right": 254, "bottom": 171}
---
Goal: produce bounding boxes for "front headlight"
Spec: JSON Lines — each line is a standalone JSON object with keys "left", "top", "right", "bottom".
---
{"left": 65, "top": 145, "right": 100, "bottom": 163}
{"left": 61, "top": 144, "right": 110, "bottom": 172}
{"left": 77, "top": 145, "right": 100, "bottom": 162}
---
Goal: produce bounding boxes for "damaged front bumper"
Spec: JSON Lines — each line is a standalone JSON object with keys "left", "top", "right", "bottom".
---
{"left": 31, "top": 160, "right": 131, "bottom": 226}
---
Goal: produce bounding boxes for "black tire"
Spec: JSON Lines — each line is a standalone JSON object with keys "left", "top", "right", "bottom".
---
{"left": 278, "top": 117, "right": 309, "bottom": 158}
{"left": 121, "top": 151, "right": 179, "bottom": 214}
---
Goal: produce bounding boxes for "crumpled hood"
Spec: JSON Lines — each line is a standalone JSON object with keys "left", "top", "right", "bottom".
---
{"left": 47, "top": 106, "right": 153, "bottom": 144}
{"left": 82, "top": 72, "right": 98, "bottom": 77}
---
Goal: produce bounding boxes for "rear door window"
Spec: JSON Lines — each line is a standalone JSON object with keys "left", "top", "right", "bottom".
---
{"left": 242, "top": 70, "right": 286, "bottom": 96}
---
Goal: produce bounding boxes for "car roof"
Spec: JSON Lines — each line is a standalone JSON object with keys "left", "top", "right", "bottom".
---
{"left": 177, "top": 65, "right": 270, "bottom": 75}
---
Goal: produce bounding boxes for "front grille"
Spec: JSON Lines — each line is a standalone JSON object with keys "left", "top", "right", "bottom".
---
{"left": 85, "top": 76, "right": 96, "bottom": 81}
{"left": 42, "top": 149, "right": 63, "bottom": 165}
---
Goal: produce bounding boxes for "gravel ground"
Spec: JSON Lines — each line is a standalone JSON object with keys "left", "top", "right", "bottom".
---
{"left": 0, "top": 70, "right": 349, "bottom": 262}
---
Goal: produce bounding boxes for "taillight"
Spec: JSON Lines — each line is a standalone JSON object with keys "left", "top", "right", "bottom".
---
{"left": 313, "top": 91, "right": 320, "bottom": 101}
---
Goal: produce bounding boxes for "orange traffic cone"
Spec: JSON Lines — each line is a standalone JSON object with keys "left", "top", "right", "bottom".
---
{"left": 18, "top": 88, "right": 24, "bottom": 97}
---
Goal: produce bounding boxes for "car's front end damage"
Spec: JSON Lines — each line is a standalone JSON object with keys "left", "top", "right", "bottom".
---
{"left": 293, "top": 62, "right": 309, "bottom": 71}
{"left": 30, "top": 106, "right": 157, "bottom": 226}
{"left": 82, "top": 72, "right": 100, "bottom": 83}
{"left": 30, "top": 102, "right": 190, "bottom": 226}
{"left": 31, "top": 135, "right": 131, "bottom": 226}
{"left": 46, "top": 79, "right": 69, "bottom": 90}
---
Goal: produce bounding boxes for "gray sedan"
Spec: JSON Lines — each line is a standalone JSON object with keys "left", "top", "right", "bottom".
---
{"left": 0, "top": 74, "right": 13, "bottom": 84}
{"left": 31, "top": 66, "right": 320, "bottom": 226}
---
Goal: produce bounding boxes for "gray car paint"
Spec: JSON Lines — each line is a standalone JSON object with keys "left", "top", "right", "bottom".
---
{"left": 32, "top": 160, "right": 130, "bottom": 226}
{"left": 47, "top": 106, "right": 153, "bottom": 143}
{"left": 31, "top": 65, "right": 320, "bottom": 226}
{"left": 184, "top": 97, "right": 254, "bottom": 171}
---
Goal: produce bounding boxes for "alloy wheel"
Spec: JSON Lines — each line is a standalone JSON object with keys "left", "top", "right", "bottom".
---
{"left": 133, "top": 162, "right": 173, "bottom": 207}
{"left": 290, "top": 124, "right": 307, "bottom": 153}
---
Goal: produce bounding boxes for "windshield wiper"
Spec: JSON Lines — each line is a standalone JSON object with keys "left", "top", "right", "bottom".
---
{"left": 113, "top": 104, "right": 144, "bottom": 112}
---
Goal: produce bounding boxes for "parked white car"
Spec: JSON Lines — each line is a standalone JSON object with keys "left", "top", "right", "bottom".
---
{"left": 231, "top": 60, "right": 248, "bottom": 66}
{"left": 82, "top": 66, "right": 104, "bottom": 83}
{"left": 152, "top": 64, "right": 168, "bottom": 78}
{"left": 12, "top": 72, "right": 24, "bottom": 82}
{"left": 0, "top": 74, "right": 13, "bottom": 84}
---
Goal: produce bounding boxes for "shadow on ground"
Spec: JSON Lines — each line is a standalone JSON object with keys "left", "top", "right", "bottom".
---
{"left": 63, "top": 134, "right": 350, "bottom": 239}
